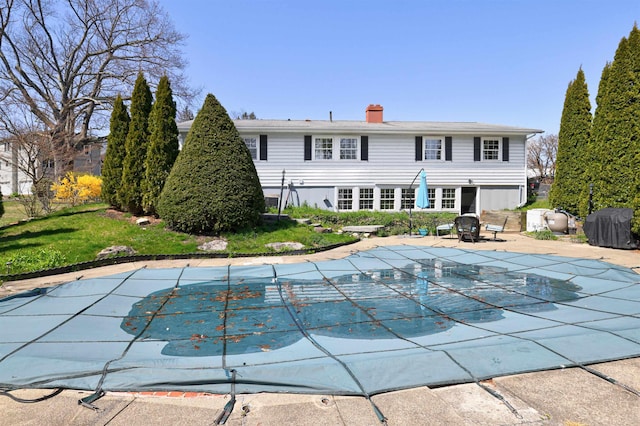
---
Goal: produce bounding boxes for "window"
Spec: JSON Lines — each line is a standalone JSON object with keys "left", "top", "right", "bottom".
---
{"left": 483, "top": 138, "right": 500, "bottom": 160}
{"left": 42, "top": 159, "right": 54, "bottom": 169}
{"left": 427, "top": 188, "right": 435, "bottom": 209}
{"left": 339, "top": 138, "right": 357, "bottom": 159}
{"left": 244, "top": 137, "right": 257, "bottom": 160}
{"left": 401, "top": 188, "right": 415, "bottom": 209}
{"left": 314, "top": 138, "right": 333, "bottom": 159}
{"left": 380, "top": 188, "right": 395, "bottom": 210}
{"left": 442, "top": 188, "right": 456, "bottom": 209}
{"left": 313, "top": 136, "right": 359, "bottom": 160}
{"left": 337, "top": 188, "right": 353, "bottom": 210}
{"left": 359, "top": 188, "right": 373, "bottom": 210}
{"left": 83, "top": 145, "right": 90, "bottom": 155}
{"left": 3, "top": 142, "right": 9, "bottom": 152}
{"left": 424, "top": 138, "right": 442, "bottom": 160}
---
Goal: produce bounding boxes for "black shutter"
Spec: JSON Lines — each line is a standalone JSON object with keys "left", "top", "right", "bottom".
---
{"left": 473, "top": 137, "right": 481, "bottom": 162}
{"left": 259, "top": 134, "right": 268, "bottom": 161}
{"left": 445, "top": 136, "right": 452, "bottom": 161}
{"left": 415, "top": 136, "right": 423, "bottom": 161}
{"left": 304, "top": 135, "right": 312, "bottom": 161}
{"left": 361, "top": 136, "right": 368, "bottom": 161}
{"left": 502, "top": 137, "right": 509, "bottom": 161}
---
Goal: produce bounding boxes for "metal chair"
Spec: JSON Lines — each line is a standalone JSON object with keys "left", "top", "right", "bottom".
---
{"left": 485, "top": 217, "right": 508, "bottom": 241}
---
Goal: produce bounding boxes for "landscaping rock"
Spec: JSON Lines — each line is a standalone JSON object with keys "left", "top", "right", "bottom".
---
{"left": 265, "top": 242, "right": 305, "bottom": 252}
{"left": 198, "top": 239, "right": 228, "bottom": 251}
{"left": 96, "top": 246, "right": 136, "bottom": 260}
{"left": 136, "top": 217, "right": 151, "bottom": 226}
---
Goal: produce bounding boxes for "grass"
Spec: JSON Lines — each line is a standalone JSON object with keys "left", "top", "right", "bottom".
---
{"left": 0, "top": 203, "right": 357, "bottom": 276}
{"left": 0, "top": 200, "right": 28, "bottom": 227}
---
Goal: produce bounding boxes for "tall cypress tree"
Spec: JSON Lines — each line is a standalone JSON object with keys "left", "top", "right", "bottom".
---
{"left": 102, "top": 95, "right": 130, "bottom": 209}
{"left": 157, "top": 94, "right": 265, "bottom": 234}
{"left": 118, "top": 72, "right": 152, "bottom": 215}
{"left": 579, "top": 63, "right": 611, "bottom": 217}
{"left": 142, "top": 76, "right": 179, "bottom": 216}
{"left": 588, "top": 25, "right": 640, "bottom": 231}
{"left": 550, "top": 68, "right": 592, "bottom": 216}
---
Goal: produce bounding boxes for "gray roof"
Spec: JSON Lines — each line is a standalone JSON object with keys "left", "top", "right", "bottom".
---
{"left": 177, "top": 119, "right": 543, "bottom": 136}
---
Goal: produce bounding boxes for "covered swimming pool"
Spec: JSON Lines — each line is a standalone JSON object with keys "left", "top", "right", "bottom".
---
{"left": 1, "top": 246, "right": 639, "bottom": 402}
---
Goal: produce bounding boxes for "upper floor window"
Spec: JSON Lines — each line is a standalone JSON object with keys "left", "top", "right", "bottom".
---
{"left": 244, "top": 137, "right": 257, "bottom": 160}
{"left": 315, "top": 137, "right": 333, "bottom": 160}
{"left": 3, "top": 142, "right": 9, "bottom": 152}
{"left": 424, "top": 138, "right": 442, "bottom": 160}
{"left": 313, "top": 136, "right": 358, "bottom": 160}
{"left": 42, "top": 159, "right": 54, "bottom": 169}
{"left": 340, "top": 138, "right": 357, "bottom": 159}
{"left": 483, "top": 138, "right": 500, "bottom": 160}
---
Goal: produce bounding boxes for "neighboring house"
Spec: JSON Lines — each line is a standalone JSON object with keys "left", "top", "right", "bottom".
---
{"left": 0, "top": 141, "right": 32, "bottom": 195}
{"left": 73, "top": 139, "right": 105, "bottom": 176}
{"left": 0, "top": 138, "right": 105, "bottom": 195}
{"left": 177, "top": 104, "right": 543, "bottom": 214}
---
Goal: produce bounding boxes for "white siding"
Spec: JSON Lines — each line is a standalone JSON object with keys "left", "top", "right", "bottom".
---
{"left": 176, "top": 122, "right": 538, "bottom": 212}
{"left": 251, "top": 133, "right": 527, "bottom": 189}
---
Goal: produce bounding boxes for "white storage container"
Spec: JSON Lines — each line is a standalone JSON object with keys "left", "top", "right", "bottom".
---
{"left": 526, "top": 208, "right": 553, "bottom": 232}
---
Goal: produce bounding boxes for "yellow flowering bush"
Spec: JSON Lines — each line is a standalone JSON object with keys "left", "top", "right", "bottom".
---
{"left": 51, "top": 172, "right": 102, "bottom": 206}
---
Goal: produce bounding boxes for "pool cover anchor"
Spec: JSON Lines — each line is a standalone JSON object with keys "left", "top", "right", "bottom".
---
{"left": 78, "top": 389, "right": 105, "bottom": 411}
{"left": 214, "top": 369, "right": 237, "bottom": 425}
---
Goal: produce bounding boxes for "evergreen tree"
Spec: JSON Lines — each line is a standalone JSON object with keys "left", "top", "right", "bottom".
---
{"left": 549, "top": 68, "right": 592, "bottom": 216}
{"left": 587, "top": 25, "right": 640, "bottom": 232}
{"left": 579, "top": 62, "right": 611, "bottom": 217}
{"left": 157, "top": 94, "right": 265, "bottom": 234}
{"left": 143, "top": 76, "right": 179, "bottom": 216}
{"left": 101, "top": 95, "right": 130, "bottom": 209}
{"left": 118, "top": 73, "right": 152, "bottom": 215}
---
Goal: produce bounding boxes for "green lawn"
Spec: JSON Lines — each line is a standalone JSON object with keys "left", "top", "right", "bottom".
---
{"left": 0, "top": 201, "right": 460, "bottom": 277}
{"left": 0, "top": 203, "right": 358, "bottom": 276}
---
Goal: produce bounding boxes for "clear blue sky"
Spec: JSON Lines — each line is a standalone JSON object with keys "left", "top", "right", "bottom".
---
{"left": 159, "top": 0, "right": 640, "bottom": 135}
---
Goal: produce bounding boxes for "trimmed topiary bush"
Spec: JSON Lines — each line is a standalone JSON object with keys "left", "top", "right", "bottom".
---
{"left": 157, "top": 94, "right": 265, "bottom": 234}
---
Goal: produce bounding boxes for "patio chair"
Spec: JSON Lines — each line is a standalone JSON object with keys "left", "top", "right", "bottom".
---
{"left": 454, "top": 215, "right": 479, "bottom": 243}
{"left": 485, "top": 217, "right": 508, "bottom": 241}
{"left": 436, "top": 223, "right": 455, "bottom": 238}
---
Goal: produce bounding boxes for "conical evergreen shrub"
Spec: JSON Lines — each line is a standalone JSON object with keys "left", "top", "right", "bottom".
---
{"left": 102, "top": 95, "right": 130, "bottom": 209}
{"left": 157, "top": 94, "right": 265, "bottom": 234}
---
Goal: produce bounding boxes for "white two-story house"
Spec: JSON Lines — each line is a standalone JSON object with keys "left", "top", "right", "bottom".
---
{"left": 177, "top": 104, "right": 542, "bottom": 215}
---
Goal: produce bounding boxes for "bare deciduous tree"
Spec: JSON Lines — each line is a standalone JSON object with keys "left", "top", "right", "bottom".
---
{"left": 527, "top": 134, "right": 558, "bottom": 182}
{"left": 0, "top": 0, "right": 195, "bottom": 179}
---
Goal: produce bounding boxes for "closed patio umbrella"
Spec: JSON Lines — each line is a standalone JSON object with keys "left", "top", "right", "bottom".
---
{"left": 416, "top": 170, "right": 430, "bottom": 209}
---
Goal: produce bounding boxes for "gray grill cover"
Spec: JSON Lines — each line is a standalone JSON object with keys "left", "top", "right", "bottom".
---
{"left": 583, "top": 208, "right": 638, "bottom": 249}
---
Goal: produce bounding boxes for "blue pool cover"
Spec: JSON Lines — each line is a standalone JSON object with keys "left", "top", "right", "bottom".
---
{"left": 1, "top": 246, "right": 639, "bottom": 397}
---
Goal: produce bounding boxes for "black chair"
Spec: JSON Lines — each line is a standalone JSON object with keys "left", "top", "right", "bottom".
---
{"left": 454, "top": 215, "right": 480, "bottom": 243}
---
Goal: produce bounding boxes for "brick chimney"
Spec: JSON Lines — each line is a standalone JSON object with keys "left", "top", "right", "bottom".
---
{"left": 365, "top": 104, "right": 383, "bottom": 123}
